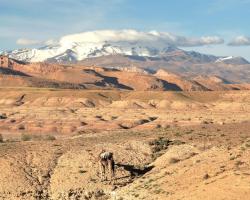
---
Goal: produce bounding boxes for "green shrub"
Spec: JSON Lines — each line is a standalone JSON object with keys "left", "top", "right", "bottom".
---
{"left": 149, "top": 137, "right": 171, "bottom": 153}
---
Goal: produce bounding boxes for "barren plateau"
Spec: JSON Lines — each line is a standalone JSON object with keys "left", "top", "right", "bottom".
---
{"left": 0, "top": 88, "right": 249, "bottom": 200}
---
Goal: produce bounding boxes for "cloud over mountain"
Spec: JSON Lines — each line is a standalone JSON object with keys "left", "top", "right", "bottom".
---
{"left": 228, "top": 36, "right": 250, "bottom": 46}
{"left": 16, "top": 30, "right": 224, "bottom": 48}
{"left": 59, "top": 30, "right": 224, "bottom": 47}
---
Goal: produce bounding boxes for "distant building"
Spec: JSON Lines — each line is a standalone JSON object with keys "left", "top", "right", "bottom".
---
{"left": 0, "top": 55, "right": 13, "bottom": 69}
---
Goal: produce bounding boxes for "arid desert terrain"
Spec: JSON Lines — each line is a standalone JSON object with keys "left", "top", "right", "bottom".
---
{"left": 0, "top": 87, "right": 249, "bottom": 200}
{"left": 2, "top": 1, "right": 250, "bottom": 199}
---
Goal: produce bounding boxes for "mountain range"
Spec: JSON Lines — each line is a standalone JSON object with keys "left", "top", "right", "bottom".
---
{"left": 1, "top": 30, "right": 250, "bottom": 83}
{"left": 0, "top": 57, "right": 249, "bottom": 92}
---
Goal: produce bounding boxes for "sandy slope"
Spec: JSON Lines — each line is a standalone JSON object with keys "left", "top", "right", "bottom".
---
{"left": 0, "top": 89, "right": 249, "bottom": 199}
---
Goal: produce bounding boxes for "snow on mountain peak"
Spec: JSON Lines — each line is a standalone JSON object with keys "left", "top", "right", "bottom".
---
{"left": 215, "top": 56, "right": 249, "bottom": 65}
{"left": 7, "top": 30, "right": 178, "bottom": 62}
{"left": 3, "top": 30, "right": 245, "bottom": 64}
{"left": 215, "top": 56, "right": 234, "bottom": 62}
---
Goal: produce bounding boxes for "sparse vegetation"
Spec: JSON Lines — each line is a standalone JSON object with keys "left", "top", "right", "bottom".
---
{"left": 0, "top": 88, "right": 248, "bottom": 199}
{"left": 21, "top": 134, "right": 56, "bottom": 141}
{"left": 149, "top": 137, "right": 172, "bottom": 153}
{"left": 44, "top": 135, "right": 56, "bottom": 141}
{"left": 21, "top": 133, "right": 32, "bottom": 141}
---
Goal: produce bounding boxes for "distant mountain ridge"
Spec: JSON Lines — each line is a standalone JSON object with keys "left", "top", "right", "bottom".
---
{"left": 5, "top": 43, "right": 249, "bottom": 66}
{"left": 0, "top": 57, "right": 249, "bottom": 91}
{"left": 1, "top": 30, "right": 250, "bottom": 83}
{"left": 2, "top": 30, "right": 248, "bottom": 65}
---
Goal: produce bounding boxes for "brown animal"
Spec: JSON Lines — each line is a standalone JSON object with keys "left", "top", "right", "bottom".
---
{"left": 98, "top": 150, "right": 115, "bottom": 182}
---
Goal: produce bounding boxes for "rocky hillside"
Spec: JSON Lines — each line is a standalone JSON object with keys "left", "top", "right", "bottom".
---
{"left": 0, "top": 58, "right": 249, "bottom": 91}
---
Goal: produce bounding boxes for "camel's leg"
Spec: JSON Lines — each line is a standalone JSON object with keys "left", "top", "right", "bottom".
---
{"left": 109, "top": 160, "right": 115, "bottom": 183}
{"left": 104, "top": 164, "right": 108, "bottom": 181}
{"left": 99, "top": 162, "right": 105, "bottom": 181}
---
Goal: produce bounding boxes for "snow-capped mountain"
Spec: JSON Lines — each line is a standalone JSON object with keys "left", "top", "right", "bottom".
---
{"left": 5, "top": 40, "right": 222, "bottom": 64}
{"left": 2, "top": 30, "right": 249, "bottom": 66}
{"left": 4, "top": 30, "right": 177, "bottom": 62}
{"left": 1, "top": 30, "right": 250, "bottom": 84}
{"left": 6, "top": 42, "right": 177, "bottom": 63}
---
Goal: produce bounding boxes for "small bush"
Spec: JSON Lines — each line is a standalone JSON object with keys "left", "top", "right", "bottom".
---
{"left": 21, "top": 133, "right": 32, "bottom": 141}
{"left": 45, "top": 135, "right": 56, "bottom": 141}
{"left": 149, "top": 137, "right": 172, "bottom": 153}
{"left": 169, "top": 157, "right": 180, "bottom": 164}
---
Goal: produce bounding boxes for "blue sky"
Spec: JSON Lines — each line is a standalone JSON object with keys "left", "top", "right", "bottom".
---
{"left": 1, "top": 0, "right": 250, "bottom": 59}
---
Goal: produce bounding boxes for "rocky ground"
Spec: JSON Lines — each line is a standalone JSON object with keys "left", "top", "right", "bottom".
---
{"left": 0, "top": 89, "right": 249, "bottom": 200}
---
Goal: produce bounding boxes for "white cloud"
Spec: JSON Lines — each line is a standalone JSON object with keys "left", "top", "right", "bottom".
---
{"left": 16, "top": 38, "right": 56, "bottom": 46}
{"left": 16, "top": 38, "right": 42, "bottom": 45}
{"left": 59, "top": 30, "right": 224, "bottom": 48}
{"left": 228, "top": 36, "right": 250, "bottom": 46}
{"left": 15, "top": 30, "right": 224, "bottom": 48}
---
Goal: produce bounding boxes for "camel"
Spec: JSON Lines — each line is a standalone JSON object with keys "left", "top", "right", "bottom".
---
{"left": 98, "top": 150, "right": 115, "bottom": 182}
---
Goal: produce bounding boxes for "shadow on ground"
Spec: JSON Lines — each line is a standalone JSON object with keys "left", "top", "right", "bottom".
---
{"left": 116, "top": 163, "right": 154, "bottom": 177}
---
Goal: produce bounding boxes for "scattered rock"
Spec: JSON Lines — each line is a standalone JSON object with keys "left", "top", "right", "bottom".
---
{"left": 203, "top": 173, "right": 210, "bottom": 180}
